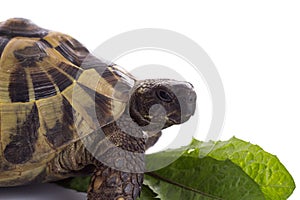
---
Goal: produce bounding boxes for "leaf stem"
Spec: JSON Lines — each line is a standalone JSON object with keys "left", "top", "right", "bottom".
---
{"left": 146, "top": 172, "right": 224, "bottom": 200}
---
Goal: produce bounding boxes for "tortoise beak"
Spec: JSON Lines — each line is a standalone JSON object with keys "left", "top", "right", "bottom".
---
{"left": 180, "top": 90, "right": 197, "bottom": 123}
{"left": 178, "top": 82, "right": 197, "bottom": 121}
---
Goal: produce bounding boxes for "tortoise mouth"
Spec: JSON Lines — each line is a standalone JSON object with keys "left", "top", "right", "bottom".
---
{"left": 166, "top": 92, "right": 197, "bottom": 125}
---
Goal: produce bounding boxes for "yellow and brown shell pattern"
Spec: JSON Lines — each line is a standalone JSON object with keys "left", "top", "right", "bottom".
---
{"left": 0, "top": 18, "right": 135, "bottom": 174}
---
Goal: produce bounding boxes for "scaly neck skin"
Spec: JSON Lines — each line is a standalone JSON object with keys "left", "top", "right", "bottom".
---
{"left": 46, "top": 113, "right": 146, "bottom": 180}
{"left": 86, "top": 113, "right": 146, "bottom": 199}
{"left": 127, "top": 103, "right": 163, "bottom": 150}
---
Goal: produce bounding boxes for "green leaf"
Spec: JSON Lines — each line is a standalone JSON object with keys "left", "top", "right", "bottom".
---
{"left": 193, "top": 137, "right": 296, "bottom": 199}
{"left": 139, "top": 185, "right": 159, "bottom": 199}
{"left": 144, "top": 156, "right": 265, "bottom": 199}
{"left": 56, "top": 137, "right": 295, "bottom": 200}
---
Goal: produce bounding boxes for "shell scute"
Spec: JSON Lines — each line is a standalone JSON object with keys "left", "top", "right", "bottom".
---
{"left": 0, "top": 36, "right": 10, "bottom": 58}
{"left": 0, "top": 102, "right": 39, "bottom": 165}
{"left": 43, "top": 32, "right": 89, "bottom": 67}
{"left": 0, "top": 18, "right": 48, "bottom": 38}
{"left": 0, "top": 18, "right": 136, "bottom": 181}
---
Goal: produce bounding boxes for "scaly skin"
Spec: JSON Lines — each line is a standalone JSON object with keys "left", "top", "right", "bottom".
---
{"left": 88, "top": 166, "right": 143, "bottom": 200}
{"left": 47, "top": 113, "right": 147, "bottom": 200}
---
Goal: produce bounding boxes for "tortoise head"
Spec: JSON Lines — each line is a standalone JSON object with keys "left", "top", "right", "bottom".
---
{"left": 129, "top": 79, "right": 196, "bottom": 131}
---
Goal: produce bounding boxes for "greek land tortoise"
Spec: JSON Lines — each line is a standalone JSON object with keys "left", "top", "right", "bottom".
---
{"left": 0, "top": 18, "right": 196, "bottom": 200}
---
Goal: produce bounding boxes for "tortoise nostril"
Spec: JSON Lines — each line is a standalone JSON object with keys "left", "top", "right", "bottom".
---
{"left": 184, "top": 82, "right": 194, "bottom": 89}
{"left": 188, "top": 82, "right": 194, "bottom": 89}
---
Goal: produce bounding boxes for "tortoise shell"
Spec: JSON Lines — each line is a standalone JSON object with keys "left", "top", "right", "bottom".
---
{"left": 0, "top": 18, "right": 135, "bottom": 184}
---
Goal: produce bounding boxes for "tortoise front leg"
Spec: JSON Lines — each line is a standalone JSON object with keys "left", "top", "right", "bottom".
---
{"left": 88, "top": 165, "right": 143, "bottom": 200}
{"left": 87, "top": 115, "right": 146, "bottom": 200}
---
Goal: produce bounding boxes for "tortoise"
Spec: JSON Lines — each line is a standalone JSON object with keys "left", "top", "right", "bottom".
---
{"left": 0, "top": 18, "right": 196, "bottom": 200}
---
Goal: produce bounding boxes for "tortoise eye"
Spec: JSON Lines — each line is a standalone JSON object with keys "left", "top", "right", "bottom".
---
{"left": 156, "top": 89, "right": 173, "bottom": 102}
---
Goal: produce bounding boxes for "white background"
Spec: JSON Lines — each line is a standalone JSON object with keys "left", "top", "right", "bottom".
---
{"left": 1, "top": 1, "right": 299, "bottom": 199}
